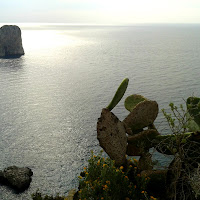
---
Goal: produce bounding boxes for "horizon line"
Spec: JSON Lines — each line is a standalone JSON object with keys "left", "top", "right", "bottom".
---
{"left": 1, "top": 22, "right": 200, "bottom": 27}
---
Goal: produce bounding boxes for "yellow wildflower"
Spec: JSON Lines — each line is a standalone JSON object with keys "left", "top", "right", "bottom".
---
{"left": 78, "top": 190, "right": 82, "bottom": 193}
{"left": 106, "top": 180, "right": 110, "bottom": 184}
{"left": 129, "top": 165, "right": 132, "bottom": 168}
{"left": 83, "top": 167, "right": 87, "bottom": 170}
{"left": 103, "top": 164, "right": 107, "bottom": 167}
{"left": 133, "top": 158, "right": 138, "bottom": 162}
{"left": 116, "top": 169, "right": 119, "bottom": 172}
{"left": 103, "top": 185, "right": 108, "bottom": 190}
{"left": 141, "top": 191, "right": 145, "bottom": 194}
{"left": 125, "top": 176, "right": 128, "bottom": 179}
{"left": 120, "top": 166, "right": 124, "bottom": 170}
{"left": 78, "top": 176, "right": 82, "bottom": 179}
{"left": 97, "top": 160, "right": 100, "bottom": 165}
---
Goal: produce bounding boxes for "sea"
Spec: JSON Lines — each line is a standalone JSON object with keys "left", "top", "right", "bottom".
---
{"left": 0, "top": 23, "right": 200, "bottom": 200}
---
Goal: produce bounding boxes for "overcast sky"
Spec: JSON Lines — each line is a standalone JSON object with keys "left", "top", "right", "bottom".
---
{"left": 1, "top": 0, "right": 200, "bottom": 24}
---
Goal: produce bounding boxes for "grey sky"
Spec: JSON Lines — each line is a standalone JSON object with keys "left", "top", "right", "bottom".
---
{"left": 1, "top": 0, "right": 200, "bottom": 24}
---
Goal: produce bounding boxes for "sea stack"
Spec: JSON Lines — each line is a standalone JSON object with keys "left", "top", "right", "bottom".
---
{"left": 0, "top": 25, "right": 24, "bottom": 58}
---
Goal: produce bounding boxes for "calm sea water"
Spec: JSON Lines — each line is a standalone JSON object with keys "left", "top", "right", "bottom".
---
{"left": 0, "top": 23, "right": 200, "bottom": 199}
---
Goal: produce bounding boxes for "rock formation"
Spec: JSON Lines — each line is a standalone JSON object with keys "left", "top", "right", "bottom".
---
{"left": 0, "top": 25, "right": 24, "bottom": 58}
{"left": 0, "top": 166, "right": 33, "bottom": 192}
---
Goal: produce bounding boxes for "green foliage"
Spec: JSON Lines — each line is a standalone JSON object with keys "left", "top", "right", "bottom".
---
{"left": 161, "top": 101, "right": 200, "bottom": 199}
{"left": 186, "top": 113, "right": 200, "bottom": 132}
{"left": 161, "top": 102, "right": 189, "bottom": 134}
{"left": 78, "top": 151, "right": 156, "bottom": 200}
{"left": 187, "top": 96, "right": 200, "bottom": 128}
{"left": 124, "top": 94, "right": 146, "bottom": 112}
{"left": 32, "top": 190, "right": 65, "bottom": 200}
{"left": 107, "top": 78, "right": 129, "bottom": 111}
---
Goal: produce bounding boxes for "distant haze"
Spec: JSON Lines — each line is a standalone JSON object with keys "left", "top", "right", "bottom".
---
{"left": 0, "top": 0, "right": 200, "bottom": 25}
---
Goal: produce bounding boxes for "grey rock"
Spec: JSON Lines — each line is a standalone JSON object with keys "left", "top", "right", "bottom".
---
{"left": 1, "top": 166, "right": 33, "bottom": 191}
{"left": 123, "top": 100, "right": 159, "bottom": 135}
{"left": 0, "top": 170, "right": 5, "bottom": 183}
{"left": 97, "top": 108, "right": 127, "bottom": 166}
{"left": 0, "top": 25, "right": 24, "bottom": 58}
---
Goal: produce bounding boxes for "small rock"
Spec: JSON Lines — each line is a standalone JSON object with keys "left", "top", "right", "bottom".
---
{"left": 123, "top": 100, "right": 159, "bottom": 134}
{"left": 1, "top": 166, "right": 33, "bottom": 191}
{"left": 97, "top": 108, "right": 127, "bottom": 166}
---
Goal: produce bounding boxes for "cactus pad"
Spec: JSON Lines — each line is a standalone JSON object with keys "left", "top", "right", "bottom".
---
{"left": 124, "top": 94, "right": 147, "bottom": 112}
{"left": 186, "top": 97, "right": 200, "bottom": 127}
{"left": 106, "top": 78, "right": 129, "bottom": 111}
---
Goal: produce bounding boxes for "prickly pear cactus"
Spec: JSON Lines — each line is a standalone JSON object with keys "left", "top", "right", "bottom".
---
{"left": 106, "top": 78, "right": 129, "bottom": 111}
{"left": 124, "top": 94, "right": 147, "bottom": 112}
{"left": 186, "top": 113, "right": 200, "bottom": 132}
{"left": 123, "top": 100, "right": 159, "bottom": 134}
{"left": 186, "top": 97, "right": 200, "bottom": 128}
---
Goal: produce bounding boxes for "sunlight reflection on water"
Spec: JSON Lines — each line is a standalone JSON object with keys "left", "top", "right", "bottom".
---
{"left": 0, "top": 24, "right": 200, "bottom": 199}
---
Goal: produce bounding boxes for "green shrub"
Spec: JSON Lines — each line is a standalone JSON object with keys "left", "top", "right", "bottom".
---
{"left": 32, "top": 190, "right": 65, "bottom": 200}
{"left": 77, "top": 151, "right": 156, "bottom": 200}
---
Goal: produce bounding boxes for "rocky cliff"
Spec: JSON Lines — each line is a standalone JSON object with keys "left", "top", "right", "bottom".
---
{"left": 0, "top": 25, "right": 24, "bottom": 58}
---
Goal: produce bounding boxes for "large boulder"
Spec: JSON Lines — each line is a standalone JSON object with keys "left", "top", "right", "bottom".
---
{"left": 0, "top": 166, "right": 33, "bottom": 191}
{"left": 97, "top": 108, "right": 127, "bottom": 166}
{"left": 0, "top": 25, "right": 24, "bottom": 58}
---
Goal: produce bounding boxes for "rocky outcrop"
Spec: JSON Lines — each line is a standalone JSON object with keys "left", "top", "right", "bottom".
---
{"left": 0, "top": 25, "right": 24, "bottom": 58}
{"left": 0, "top": 166, "right": 33, "bottom": 192}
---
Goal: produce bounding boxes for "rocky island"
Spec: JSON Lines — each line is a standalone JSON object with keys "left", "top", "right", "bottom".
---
{"left": 0, "top": 25, "right": 24, "bottom": 58}
{"left": 0, "top": 166, "right": 33, "bottom": 192}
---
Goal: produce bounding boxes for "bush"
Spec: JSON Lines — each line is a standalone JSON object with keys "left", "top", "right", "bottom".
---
{"left": 77, "top": 151, "right": 156, "bottom": 200}
{"left": 32, "top": 190, "right": 65, "bottom": 200}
